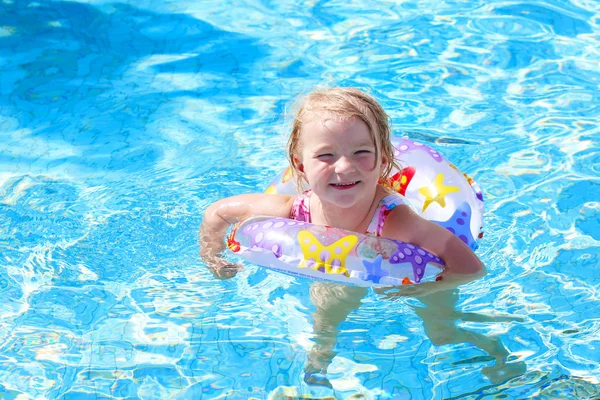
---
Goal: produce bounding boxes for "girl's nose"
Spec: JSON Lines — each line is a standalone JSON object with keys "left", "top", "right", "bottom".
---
{"left": 334, "top": 156, "right": 355, "bottom": 174}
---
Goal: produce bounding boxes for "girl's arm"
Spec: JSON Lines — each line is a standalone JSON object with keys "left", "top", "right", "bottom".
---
{"left": 200, "top": 194, "right": 295, "bottom": 268}
{"left": 382, "top": 205, "right": 484, "bottom": 275}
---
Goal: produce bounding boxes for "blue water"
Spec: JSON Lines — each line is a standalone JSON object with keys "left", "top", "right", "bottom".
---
{"left": 1, "top": 0, "right": 599, "bottom": 398}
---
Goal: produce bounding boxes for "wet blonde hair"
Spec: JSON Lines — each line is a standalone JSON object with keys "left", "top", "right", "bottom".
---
{"left": 286, "top": 87, "right": 399, "bottom": 192}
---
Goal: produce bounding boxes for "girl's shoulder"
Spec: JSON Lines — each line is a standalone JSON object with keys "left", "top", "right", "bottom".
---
{"left": 365, "top": 189, "right": 410, "bottom": 236}
{"left": 379, "top": 198, "right": 422, "bottom": 242}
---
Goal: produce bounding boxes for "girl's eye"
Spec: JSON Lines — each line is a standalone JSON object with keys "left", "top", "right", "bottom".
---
{"left": 355, "top": 150, "right": 373, "bottom": 155}
{"left": 317, "top": 154, "right": 333, "bottom": 158}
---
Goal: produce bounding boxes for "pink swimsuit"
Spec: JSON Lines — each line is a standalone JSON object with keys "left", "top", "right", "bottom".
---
{"left": 289, "top": 190, "right": 406, "bottom": 236}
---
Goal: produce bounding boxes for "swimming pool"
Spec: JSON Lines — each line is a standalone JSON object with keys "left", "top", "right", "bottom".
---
{"left": 1, "top": 0, "right": 599, "bottom": 398}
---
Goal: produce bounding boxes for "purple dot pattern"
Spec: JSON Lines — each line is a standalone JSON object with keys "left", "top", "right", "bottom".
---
{"left": 431, "top": 201, "right": 478, "bottom": 251}
{"left": 389, "top": 240, "right": 444, "bottom": 283}
{"left": 241, "top": 217, "right": 300, "bottom": 258}
{"left": 394, "top": 138, "right": 444, "bottom": 163}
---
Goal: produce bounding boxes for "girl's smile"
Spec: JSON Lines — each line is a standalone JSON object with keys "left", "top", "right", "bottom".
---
{"left": 330, "top": 181, "right": 359, "bottom": 189}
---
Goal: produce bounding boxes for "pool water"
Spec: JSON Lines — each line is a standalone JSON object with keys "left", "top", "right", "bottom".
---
{"left": 1, "top": 0, "right": 599, "bottom": 398}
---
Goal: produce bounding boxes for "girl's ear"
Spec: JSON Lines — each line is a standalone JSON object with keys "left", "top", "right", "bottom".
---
{"left": 380, "top": 154, "right": 389, "bottom": 170}
{"left": 293, "top": 156, "right": 304, "bottom": 173}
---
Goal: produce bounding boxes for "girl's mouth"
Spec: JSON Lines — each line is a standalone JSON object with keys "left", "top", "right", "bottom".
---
{"left": 330, "top": 181, "right": 359, "bottom": 190}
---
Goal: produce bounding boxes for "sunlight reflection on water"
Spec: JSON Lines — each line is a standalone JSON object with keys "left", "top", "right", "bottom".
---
{"left": 0, "top": 0, "right": 599, "bottom": 398}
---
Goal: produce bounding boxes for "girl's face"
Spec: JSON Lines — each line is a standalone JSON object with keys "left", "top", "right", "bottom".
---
{"left": 295, "top": 115, "right": 387, "bottom": 209}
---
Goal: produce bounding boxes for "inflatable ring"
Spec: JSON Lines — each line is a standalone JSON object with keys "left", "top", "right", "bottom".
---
{"left": 228, "top": 216, "right": 445, "bottom": 286}
{"left": 227, "top": 138, "right": 484, "bottom": 287}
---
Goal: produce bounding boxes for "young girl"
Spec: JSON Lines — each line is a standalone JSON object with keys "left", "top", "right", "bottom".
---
{"left": 200, "top": 87, "right": 484, "bottom": 387}
{"left": 200, "top": 87, "right": 483, "bottom": 277}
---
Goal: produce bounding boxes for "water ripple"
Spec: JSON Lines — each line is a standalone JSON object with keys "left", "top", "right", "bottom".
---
{"left": 1, "top": 0, "right": 600, "bottom": 398}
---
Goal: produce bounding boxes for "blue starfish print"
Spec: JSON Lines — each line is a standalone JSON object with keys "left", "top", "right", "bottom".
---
{"left": 362, "top": 254, "right": 389, "bottom": 283}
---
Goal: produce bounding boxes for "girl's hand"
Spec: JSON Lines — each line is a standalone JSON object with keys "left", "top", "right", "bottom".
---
{"left": 203, "top": 255, "right": 243, "bottom": 280}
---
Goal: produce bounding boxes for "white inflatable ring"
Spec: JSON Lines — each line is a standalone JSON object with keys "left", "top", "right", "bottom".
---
{"left": 228, "top": 216, "right": 445, "bottom": 286}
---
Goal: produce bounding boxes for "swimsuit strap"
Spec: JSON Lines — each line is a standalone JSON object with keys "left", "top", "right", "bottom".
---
{"left": 365, "top": 193, "right": 406, "bottom": 237}
{"left": 290, "top": 190, "right": 312, "bottom": 222}
{"left": 291, "top": 190, "right": 405, "bottom": 236}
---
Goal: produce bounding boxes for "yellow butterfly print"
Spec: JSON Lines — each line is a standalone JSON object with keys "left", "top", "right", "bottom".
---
{"left": 297, "top": 231, "right": 358, "bottom": 277}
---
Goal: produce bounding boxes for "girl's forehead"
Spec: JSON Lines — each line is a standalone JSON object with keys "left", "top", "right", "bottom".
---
{"left": 298, "top": 116, "right": 374, "bottom": 147}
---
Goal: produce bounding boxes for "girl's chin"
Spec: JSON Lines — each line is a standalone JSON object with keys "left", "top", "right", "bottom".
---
{"left": 322, "top": 194, "right": 363, "bottom": 209}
